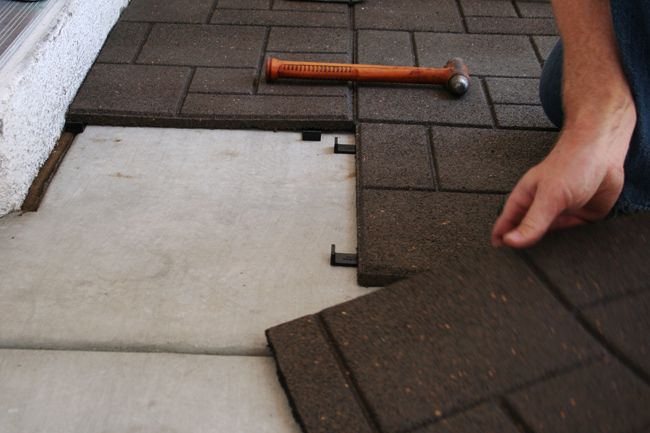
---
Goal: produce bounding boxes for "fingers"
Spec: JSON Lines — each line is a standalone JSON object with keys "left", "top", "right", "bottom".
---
{"left": 502, "top": 186, "right": 563, "bottom": 248}
{"left": 491, "top": 174, "right": 536, "bottom": 247}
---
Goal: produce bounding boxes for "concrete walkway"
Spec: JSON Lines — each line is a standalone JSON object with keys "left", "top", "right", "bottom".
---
{"left": 0, "top": 126, "right": 368, "bottom": 432}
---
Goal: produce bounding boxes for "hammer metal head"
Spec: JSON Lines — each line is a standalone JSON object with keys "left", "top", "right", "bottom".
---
{"left": 444, "top": 57, "right": 470, "bottom": 96}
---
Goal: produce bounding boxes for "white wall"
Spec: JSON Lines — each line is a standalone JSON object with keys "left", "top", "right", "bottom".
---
{"left": 0, "top": 0, "right": 129, "bottom": 216}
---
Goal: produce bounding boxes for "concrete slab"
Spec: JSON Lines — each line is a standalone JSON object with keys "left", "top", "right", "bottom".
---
{"left": 0, "top": 127, "right": 369, "bottom": 355}
{"left": 0, "top": 349, "right": 300, "bottom": 433}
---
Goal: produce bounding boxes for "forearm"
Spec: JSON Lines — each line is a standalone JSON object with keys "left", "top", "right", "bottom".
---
{"left": 551, "top": 0, "right": 635, "bottom": 133}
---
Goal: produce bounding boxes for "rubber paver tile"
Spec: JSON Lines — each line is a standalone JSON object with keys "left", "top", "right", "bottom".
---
{"left": 533, "top": 35, "right": 560, "bottom": 62}
{"left": 516, "top": 1, "right": 554, "bottom": 17}
{"left": 69, "top": 64, "right": 191, "bottom": 116}
{"left": 120, "top": 0, "right": 215, "bottom": 23}
{"left": 357, "top": 30, "right": 414, "bottom": 66}
{"left": 211, "top": 10, "right": 348, "bottom": 28}
{"left": 525, "top": 212, "right": 650, "bottom": 307}
{"left": 137, "top": 24, "right": 266, "bottom": 68}
{"left": 507, "top": 359, "right": 650, "bottom": 433}
{"left": 485, "top": 77, "right": 540, "bottom": 105}
{"left": 459, "top": 0, "right": 517, "bottom": 17}
{"left": 273, "top": 0, "right": 348, "bottom": 13}
{"left": 354, "top": 0, "right": 463, "bottom": 32}
{"left": 413, "top": 403, "right": 520, "bottom": 433}
{"left": 259, "top": 53, "right": 351, "bottom": 96}
{"left": 266, "top": 315, "right": 375, "bottom": 433}
{"left": 357, "top": 80, "right": 492, "bottom": 126}
{"left": 267, "top": 27, "right": 350, "bottom": 53}
{"left": 415, "top": 33, "right": 541, "bottom": 77}
{"left": 189, "top": 68, "right": 256, "bottom": 94}
{"left": 466, "top": 17, "right": 558, "bottom": 35}
{"left": 582, "top": 291, "right": 650, "bottom": 375}
{"left": 181, "top": 94, "right": 351, "bottom": 122}
{"left": 432, "top": 126, "right": 555, "bottom": 193}
{"left": 358, "top": 123, "right": 434, "bottom": 190}
{"left": 96, "top": 22, "right": 150, "bottom": 64}
{"left": 217, "top": 0, "right": 270, "bottom": 9}
{"left": 321, "top": 251, "right": 602, "bottom": 432}
{"left": 494, "top": 104, "right": 557, "bottom": 129}
{"left": 357, "top": 190, "right": 504, "bottom": 286}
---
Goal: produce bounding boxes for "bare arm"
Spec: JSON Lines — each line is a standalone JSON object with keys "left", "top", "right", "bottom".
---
{"left": 491, "top": 0, "right": 636, "bottom": 248}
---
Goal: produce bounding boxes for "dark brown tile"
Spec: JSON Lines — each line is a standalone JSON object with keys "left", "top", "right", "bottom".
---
{"left": 357, "top": 30, "right": 414, "bottom": 66}
{"left": 415, "top": 404, "right": 520, "bottom": 433}
{"left": 485, "top": 77, "right": 540, "bottom": 105}
{"left": 516, "top": 1, "right": 554, "bottom": 18}
{"left": 267, "top": 27, "right": 351, "bottom": 53}
{"left": 120, "top": 0, "right": 215, "bottom": 23}
{"left": 189, "top": 68, "right": 256, "bottom": 94}
{"left": 459, "top": 0, "right": 517, "bottom": 17}
{"left": 432, "top": 126, "right": 555, "bottom": 192}
{"left": 273, "top": 0, "right": 348, "bottom": 13}
{"left": 357, "top": 189, "right": 505, "bottom": 285}
{"left": 354, "top": 0, "right": 463, "bottom": 32}
{"left": 69, "top": 64, "right": 191, "bottom": 116}
{"left": 216, "top": 0, "right": 270, "bottom": 9}
{"left": 357, "top": 80, "right": 492, "bottom": 126}
{"left": 466, "top": 17, "right": 558, "bottom": 35}
{"left": 322, "top": 250, "right": 601, "bottom": 432}
{"left": 533, "top": 35, "right": 560, "bottom": 62}
{"left": 211, "top": 9, "right": 348, "bottom": 28}
{"left": 508, "top": 359, "right": 650, "bottom": 433}
{"left": 525, "top": 212, "right": 650, "bottom": 307}
{"left": 415, "top": 33, "right": 541, "bottom": 77}
{"left": 358, "top": 123, "right": 435, "bottom": 189}
{"left": 266, "top": 315, "right": 375, "bottom": 433}
{"left": 137, "top": 24, "right": 266, "bottom": 67}
{"left": 97, "top": 22, "right": 150, "bottom": 64}
{"left": 583, "top": 292, "right": 650, "bottom": 376}
{"left": 494, "top": 104, "right": 556, "bottom": 129}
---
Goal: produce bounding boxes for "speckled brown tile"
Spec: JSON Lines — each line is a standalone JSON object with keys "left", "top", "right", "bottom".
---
{"left": 357, "top": 80, "right": 492, "bottom": 126}
{"left": 267, "top": 27, "right": 351, "bottom": 53}
{"left": 508, "top": 359, "right": 650, "bottom": 433}
{"left": 189, "top": 68, "right": 256, "bottom": 94}
{"left": 357, "top": 189, "right": 504, "bottom": 286}
{"left": 321, "top": 250, "right": 601, "bottom": 432}
{"left": 96, "top": 22, "right": 150, "bottom": 64}
{"left": 216, "top": 0, "right": 270, "bottom": 9}
{"left": 357, "top": 30, "right": 414, "bottom": 66}
{"left": 121, "top": 0, "right": 215, "bottom": 23}
{"left": 355, "top": 0, "right": 463, "bottom": 32}
{"left": 415, "top": 33, "right": 541, "bottom": 77}
{"left": 466, "top": 17, "right": 558, "bottom": 35}
{"left": 494, "top": 104, "right": 556, "bottom": 129}
{"left": 485, "top": 78, "right": 541, "bottom": 105}
{"left": 459, "top": 0, "right": 517, "bottom": 17}
{"left": 525, "top": 212, "right": 650, "bottom": 307}
{"left": 137, "top": 24, "right": 266, "bottom": 67}
{"left": 358, "top": 123, "right": 434, "bottom": 190}
{"left": 273, "top": 0, "right": 348, "bottom": 13}
{"left": 516, "top": 1, "right": 554, "bottom": 18}
{"left": 432, "top": 126, "right": 555, "bottom": 192}
{"left": 533, "top": 35, "right": 560, "bottom": 62}
{"left": 414, "top": 404, "right": 520, "bottom": 433}
{"left": 211, "top": 9, "right": 348, "bottom": 28}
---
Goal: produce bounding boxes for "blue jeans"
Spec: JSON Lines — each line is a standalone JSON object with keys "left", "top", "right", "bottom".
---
{"left": 539, "top": 3, "right": 650, "bottom": 212}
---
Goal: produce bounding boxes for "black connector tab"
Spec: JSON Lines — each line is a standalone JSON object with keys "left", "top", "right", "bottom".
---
{"left": 302, "top": 130, "right": 322, "bottom": 141}
{"left": 334, "top": 136, "right": 356, "bottom": 154}
{"left": 330, "top": 244, "right": 358, "bottom": 267}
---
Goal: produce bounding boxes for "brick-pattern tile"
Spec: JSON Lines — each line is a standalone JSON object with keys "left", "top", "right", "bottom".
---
{"left": 432, "top": 126, "right": 555, "bottom": 192}
{"left": 415, "top": 33, "right": 541, "bottom": 77}
{"left": 120, "top": 0, "right": 215, "bottom": 23}
{"left": 216, "top": 0, "right": 270, "bottom": 9}
{"left": 357, "top": 30, "right": 414, "bottom": 66}
{"left": 533, "top": 35, "right": 560, "bottom": 62}
{"left": 508, "top": 359, "right": 650, "bottom": 433}
{"left": 267, "top": 27, "right": 351, "bottom": 53}
{"left": 516, "top": 1, "right": 554, "bottom": 18}
{"left": 266, "top": 316, "right": 375, "bottom": 433}
{"left": 96, "top": 22, "right": 150, "bottom": 64}
{"left": 494, "top": 104, "right": 556, "bottom": 129}
{"left": 583, "top": 291, "right": 650, "bottom": 375}
{"left": 273, "top": 0, "right": 348, "bottom": 13}
{"left": 466, "top": 17, "right": 558, "bottom": 35}
{"left": 189, "top": 68, "right": 256, "bottom": 94}
{"left": 70, "top": 64, "right": 191, "bottom": 116}
{"left": 459, "top": 0, "right": 517, "bottom": 17}
{"left": 357, "top": 189, "right": 504, "bottom": 285}
{"left": 138, "top": 24, "right": 266, "bottom": 67}
{"left": 416, "top": 404, "right": 520, "bottom": 433}
{"left": 211, "top": 10, "right": 348, "bottom": 28}
{"left": 355, "top": 0, "right": 463, "bottom": 32}
{"left": 357, "top": 80, "right": 492, "bottom": 126}
{"left": 485, "top": 77, "right": 540, "bottom": 105}
{"left": 525, "top": 212, "right": 650, "bottom": 307}
{"left": 322, "top": 251, "right": 601, "bottom": 432}
{"left": 358, "top": 123, "right": 434, "bottom": 190}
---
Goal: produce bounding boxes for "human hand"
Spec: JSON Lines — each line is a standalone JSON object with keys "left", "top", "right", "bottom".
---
{"left": 491, "top": 110, "right": 635, "bottom": 248}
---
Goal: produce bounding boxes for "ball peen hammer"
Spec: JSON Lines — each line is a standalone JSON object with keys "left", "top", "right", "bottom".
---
{"left": 265, "top": 57, "right": 470, "bottom": 96}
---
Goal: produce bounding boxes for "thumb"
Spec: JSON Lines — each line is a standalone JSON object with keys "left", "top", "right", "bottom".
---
{"left": 503, "top": 188, "right": 562, "bottom": 248}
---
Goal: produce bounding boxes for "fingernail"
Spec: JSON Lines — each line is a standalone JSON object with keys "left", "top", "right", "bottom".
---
{"left": 504, "top": 231, "right": 523, "bottom": 244}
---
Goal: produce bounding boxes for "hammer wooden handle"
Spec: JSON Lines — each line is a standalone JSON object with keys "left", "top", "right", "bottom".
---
{"left": 265, "top": 57, "right": 470, "bottom": 96}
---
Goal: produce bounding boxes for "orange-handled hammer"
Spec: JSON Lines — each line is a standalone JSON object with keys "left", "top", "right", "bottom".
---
{"left": 265, "top": 57, "right": 470, "bottom": 96}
